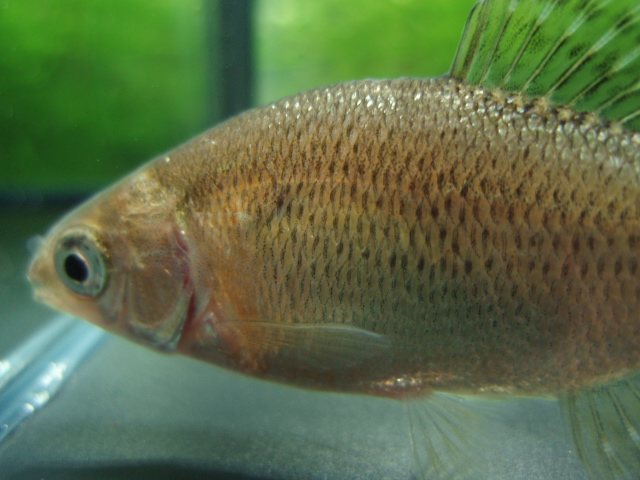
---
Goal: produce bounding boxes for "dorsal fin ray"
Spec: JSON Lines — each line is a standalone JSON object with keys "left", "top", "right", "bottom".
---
{"left": 451, "top": 0, "right": 640, "bottom": 132}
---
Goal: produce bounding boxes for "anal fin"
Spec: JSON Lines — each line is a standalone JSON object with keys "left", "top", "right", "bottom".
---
{"left": 560, "top": 373, "right": 640, "bottom": 480}
{"left": 404, "top": 392, "right": 515, "bottom": 480}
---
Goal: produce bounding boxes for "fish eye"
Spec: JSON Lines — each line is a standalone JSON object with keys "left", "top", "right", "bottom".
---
{"left": 54, "top": 229, "right": 108, "bottom": 297}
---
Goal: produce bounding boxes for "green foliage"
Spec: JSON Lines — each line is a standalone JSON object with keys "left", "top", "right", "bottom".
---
{"left": 255, "top": 0, "right": 477, "bottom": 104}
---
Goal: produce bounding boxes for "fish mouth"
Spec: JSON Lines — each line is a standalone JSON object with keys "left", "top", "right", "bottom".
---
{"left": 26, "top": 248, "right": 49, "bottom": 303}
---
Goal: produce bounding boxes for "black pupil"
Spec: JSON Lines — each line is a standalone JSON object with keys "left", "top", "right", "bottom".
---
{"left": 64, "top": 253, "right": 89, "bottom": 283}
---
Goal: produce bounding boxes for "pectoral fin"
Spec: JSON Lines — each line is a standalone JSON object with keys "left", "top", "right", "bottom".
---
{"left": 560, "top": 373, "right": 640, "bottom": 480}
{"left": 245, "top": 322, "right": 392, "bottom": 372}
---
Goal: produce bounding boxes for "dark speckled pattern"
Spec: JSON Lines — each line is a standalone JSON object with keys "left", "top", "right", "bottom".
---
{"left": 152, "top": 77, "right": 640, "bottom": 395}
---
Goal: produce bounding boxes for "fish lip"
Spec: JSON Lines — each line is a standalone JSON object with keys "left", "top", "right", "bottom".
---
{"left": 26, "top": 248, "right": 46, "bottom": 297}
{"left": 26, "top": 263, "right": 38, "bottom": 289}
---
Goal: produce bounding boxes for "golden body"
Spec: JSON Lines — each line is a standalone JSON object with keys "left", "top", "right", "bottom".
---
{"left": 125, "top": 77, "right": 640, "bottom": 397}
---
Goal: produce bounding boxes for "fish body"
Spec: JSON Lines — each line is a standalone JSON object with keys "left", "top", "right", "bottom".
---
{"left": 27, "top": 1, "right": 640, "bottom": 478}
{"left": 162, "top": 77, "right": 640, "bottom": 397}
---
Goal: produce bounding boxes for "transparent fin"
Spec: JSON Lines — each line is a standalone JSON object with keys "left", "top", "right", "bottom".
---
{"left": 451, "top": 0, "right": 640, "bottom": 132}
{"left": 560, "top": 374, "right": 640, "bottom": 480}
{"left": 245, "top": 322, "right": 391, "bottom": 372}
{"left": 404, "top": 392, "right": 513, "bottom": 480}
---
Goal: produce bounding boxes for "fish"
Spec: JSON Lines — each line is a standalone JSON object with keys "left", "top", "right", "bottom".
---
{"left": 27, "top": 0, "right": 640, "bottom": 478}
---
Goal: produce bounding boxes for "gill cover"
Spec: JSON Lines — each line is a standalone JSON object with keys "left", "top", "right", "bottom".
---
{"left": 123, "top": 226, "right": 194, "bottom": 351}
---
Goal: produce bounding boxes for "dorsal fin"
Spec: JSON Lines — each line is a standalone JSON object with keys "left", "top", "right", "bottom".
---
{"left": 450, "top": 0, "right": 640, "bottom": 132}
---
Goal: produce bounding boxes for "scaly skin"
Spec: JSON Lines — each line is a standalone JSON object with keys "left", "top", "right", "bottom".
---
{"left": 162, "top": 77, "right": 640, "bottom": 397}
{"left": 30, "top": 77, "right": 640, "bottom": 398}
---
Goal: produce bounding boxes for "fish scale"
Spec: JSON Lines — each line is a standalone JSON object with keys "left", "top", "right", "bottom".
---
{"left": 139, "top": 77, "right": 640, "bottom": 394}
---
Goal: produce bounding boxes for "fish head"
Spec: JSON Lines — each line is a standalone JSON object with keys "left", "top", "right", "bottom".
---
{"left": 28, "top": 164, "right": 196, "bottom": 351}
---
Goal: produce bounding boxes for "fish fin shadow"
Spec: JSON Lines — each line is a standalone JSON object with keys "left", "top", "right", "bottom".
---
{"left": 560, "top": 373, "right": 640, "bottom": 480}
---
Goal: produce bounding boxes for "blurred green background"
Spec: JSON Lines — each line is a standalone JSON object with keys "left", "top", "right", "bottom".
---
{"left": 0, "top": 0, "right": 476, "bottom": 193}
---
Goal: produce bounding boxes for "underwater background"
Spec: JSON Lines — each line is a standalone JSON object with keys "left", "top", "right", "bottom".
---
{"left": 0, "top": 1, "right": 587, "bottom": 478}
